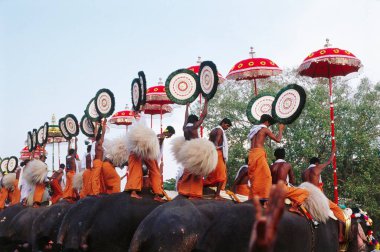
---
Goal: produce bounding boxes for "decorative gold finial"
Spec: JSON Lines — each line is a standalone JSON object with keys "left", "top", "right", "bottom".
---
{"left": 324, "top": 38, "right": 332, "bottom": 48}
{"left": 158, "top": 78, "right": 163, "bottom": 85}
{"left": 51, "top": 114, "right": 56, "bottom": 125}
{"left": 249, "top": 47, "right": 256, "bottom": 58}
{"left": 196, "top": 56, "right": 202, "bottom": 64}
{"left": 125, "top": 104, "right": 130, "bottom": 110}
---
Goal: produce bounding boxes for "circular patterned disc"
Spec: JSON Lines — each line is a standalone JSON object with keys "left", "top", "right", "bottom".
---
{"left": 32, "top": 129, "right": 38, "bottom": 149}
{"left": 246, "top": 93, "right": 275, "bottom": 124}
{"left": 1, "top": 158, "right": 9, "bottom": 173}
{"left": 95, "top": 89, "right": 115, "bottom": 118}
{"left": 80, "top": 115, "right": 95, "bottom": 138}
{"left": 7, "top": 156, "right": 18, "bottom": 173}
{"left": 43, "top": 122, "right": 49, "bottom": 144}
{"left": 131, "top": 78, "right": 142, "bottom": 111}
{"left": 37, "top": 126, "right": 45, "bottom": 146}
{"left": 27, "top": 131, "right": 33, "bottom": 152}
{"left": 59, "top": 118, "right": 71, "bottom": 140}
{"left": 199, "top": 61, "right": 219, "bottom": 100}
{"left": 85, "top": 98, "right": 100, "bottom": 122}
{"left": 272, "top": 84, "right": 307, "bottom": 124}
{"left": 165, "top": 69, "right": 200, "bottom": 105}
{"left": 138, "top": 71, "right": 147, "bottom": 105}
{"left": 65, "top": 114, "right": 79, "bottom": 137}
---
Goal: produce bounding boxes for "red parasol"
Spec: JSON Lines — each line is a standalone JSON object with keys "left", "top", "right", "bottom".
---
{"left": 143, "top": 103, "right": 173, "bottom": 131}
{"left": 226, "top": 47, "right": 282, "bottom": 95}
{"left": 109, "top": 109, "right": 135, "bottom": 126}
{"left": 20, "top": 146, "right": 46, "bottom": 160}
{"left": 298, "top": 39, "right": 362, "bottom": 203}
{"left": 145, "top": 80, "right": 174, "bottom": 133}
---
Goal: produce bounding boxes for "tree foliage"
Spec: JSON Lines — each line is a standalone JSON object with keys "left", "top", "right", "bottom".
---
{"left": 200, "top": 69, "right": 380, "bottom": 229}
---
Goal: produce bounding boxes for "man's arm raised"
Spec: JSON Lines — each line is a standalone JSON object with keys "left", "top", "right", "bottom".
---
{"left": 183, "top": 103, "right": 190, "bottom": 130}
{"left": 315, "top": 147, "right": 336, "bottom": 174}
{"left": 193, "top": 99, "right": 208, "bottom": 129}
{"left": 265, "top": 124, "right": 285, "bottom": 143}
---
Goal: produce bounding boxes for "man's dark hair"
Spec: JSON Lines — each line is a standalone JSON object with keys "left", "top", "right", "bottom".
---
{"left": 165, "top": 126, "right": 175, "bottom": 134}
{"left": 59, "top": 163, "right": 65, "bottom": 169}
{"left": 20, "top": 159, "right": 30, "bottom": 167}
{"left": 309, "top": 157, "right": 320, "bottom": 165}
{"left": 220, "top": 118, "right": 232, "bottom": 127}
{"left": 87, "top": 145, "right": 92, "bottom": 153}
{"left": 274, "top": 148, "right": 285, "bottom": 159}
{"left": 188, "top": 114, "right": 199, "bottom": 124}
{"left": 259, "top": 114, "right": 276, "bottom": 125}
{"left": 68, "top": 149, "right": 75, "bottom": 155}
{"left": 40, "top": 154, "right": 47, "bottom": 159}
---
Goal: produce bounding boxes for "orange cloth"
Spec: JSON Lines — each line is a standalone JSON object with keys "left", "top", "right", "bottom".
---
{"left": 102, "top": 161, "right": 120, "bottom": 194}
{"left": 9, "top": 179, "right": 21, "bottom": 206}
{"left": 235, "top": 184, "right": 250, "bottom": 196}
{"left": 50, "top": 178, "right": 63, "bottom": 204}
{"left": 285, "top": 187, "right": 309, "bottom": 205}
{"left": 177, "top": 170, "right": 203, "bottom": 198}
{"left": 80, "top": 169, "right": 92, "bottom": 198}
{"left": 203, "top": 150, "right": 227, "bottom": 188}
{"left": 248, "top": 148, "right": 272, "bottom": 199}
{"left": 63, "top": 170, "right": 76, "bottom": 199}
{"left": 329, "top": 200, "right": 346, "bottom": 222}
{"left": 34, "top": 183, "right": 46, "bottom": 204}
{"left": 125, "top": 153, "right": 163, "bottom": 195}
{"left": 0, "top": 187, "right": 8, "bottom": 209}
{"left": 91, "top": 159, "right": 105, "bottom": 195}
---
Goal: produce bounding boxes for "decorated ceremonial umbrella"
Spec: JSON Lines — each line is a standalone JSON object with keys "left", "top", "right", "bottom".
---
{"left": 226, "top": 47, "right": 282, "bottom": 95}
{"left": 298, "top": 39, "right": 362, "bottom": 203}
{"left": 20, "top": 146, "right": 46, "bottom": 160}
{"left": 109, "top": 107, "right": 136, "bottom": 132}
{"left": 46, "top": 114, "right": 67, "bottom": 169}
{"left": 145, "top": 80, "right": 174, "bottom": 133}
{"left": 143, "top": 103, "right": 173, "bottom": 131}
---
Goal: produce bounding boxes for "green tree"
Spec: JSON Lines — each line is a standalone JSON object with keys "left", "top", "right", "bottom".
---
{"left": 200, "top": 69, "right": 380, "bottom": 229}
{"left": 163, "top": 178, "right": 176, "bottom": 191}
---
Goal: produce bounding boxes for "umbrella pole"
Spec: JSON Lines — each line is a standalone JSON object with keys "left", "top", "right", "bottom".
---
{"left": 160, "top": 106, "right": 163, "bottom": 134}
{"left": 254, "top": 79, "right": 258, "bottom": 96}
{"left": 58, "top": 141, "right": 61, "bottom": 168}
{"left": 199, "top": 94, "right": 203, "bottom": 137}
{"left": 151, "top": 115, "right": 153, "bottom": 129}
{"left": 52, "top": 140, "right": 55, "bottom": 171}
{"left": 329, "top": 77, "right": 339, "bottom": 204}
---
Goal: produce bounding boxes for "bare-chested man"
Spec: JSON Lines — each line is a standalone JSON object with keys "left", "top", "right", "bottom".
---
{"left": 62, "top": 137, "right": 78, "bottom": 200}
{"left": 302, "top": 148, "right": 347, "bottom": 241}
{"left": 177, "top": 100, "right": 208, "bottom": 199}
{"left": 270, "top": 148, "right": 295, "bottom": 185}
{"left": 232, "top": 157, "right": 250, "bottom": 196}
{"left": 204, "top": 118, "right": 231, "bottom": 199}
{"left": 91, "top": 119, "right": 107, "bottom": 195}
{"left": 248, "top": 114, "right": 284, "bottom": 200}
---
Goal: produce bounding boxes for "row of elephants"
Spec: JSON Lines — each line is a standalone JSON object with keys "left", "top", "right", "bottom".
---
{"left": 0, "top": 190, "right": 367, "bottom": 252}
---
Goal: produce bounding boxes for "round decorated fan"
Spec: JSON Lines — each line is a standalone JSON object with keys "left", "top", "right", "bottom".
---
{"left": 80, "top": 115, "right": 95, "bottom": 138}
{"left": 32, "top": 129, "right": 38, "bottom": 149}
{"left": 59, "top": 118, "right": 71, "bottom": 140}
{"left": 65, "top": 114, "right": 79, "bottom": 137}
{"left": 37, "top": 126, "right": 45, "bottom": 146}
{"left": 7, "top": 156, "right": 18, "bottom": 173}
{"left": 131, "top": 78, "right": 142, "bottom": 111}
{"left": 0, "top": 158, "right": 9, "bottom": 173}
{"left": 165, "top": 69, "right": 200, "bottom": 105}
{"left": 43, "top": 122, "right": 49, "bottom": 144}
{"left": 138, "top": 71, "right": 147, "bottom": 105}
{"left": 85, "top": 98, "right": 100, "bottom": 122}
{"left": 27, "top": 131, "right": 34, "bottom": 152}
{"left": 199, "top": 61, "right": 219, "bottom": 100}
{"left": 95, "top": 89, "right": 115, "bottom": 118}
{"left": 246, "top": 93, "right": 275, "bottom": 124}
{"left": 272, "top": 84, "right": 306, "bottom": 124}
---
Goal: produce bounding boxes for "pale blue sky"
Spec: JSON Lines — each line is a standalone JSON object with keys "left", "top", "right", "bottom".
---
{"left": 1, "top": 0, "right": 379, "bottom": 179}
